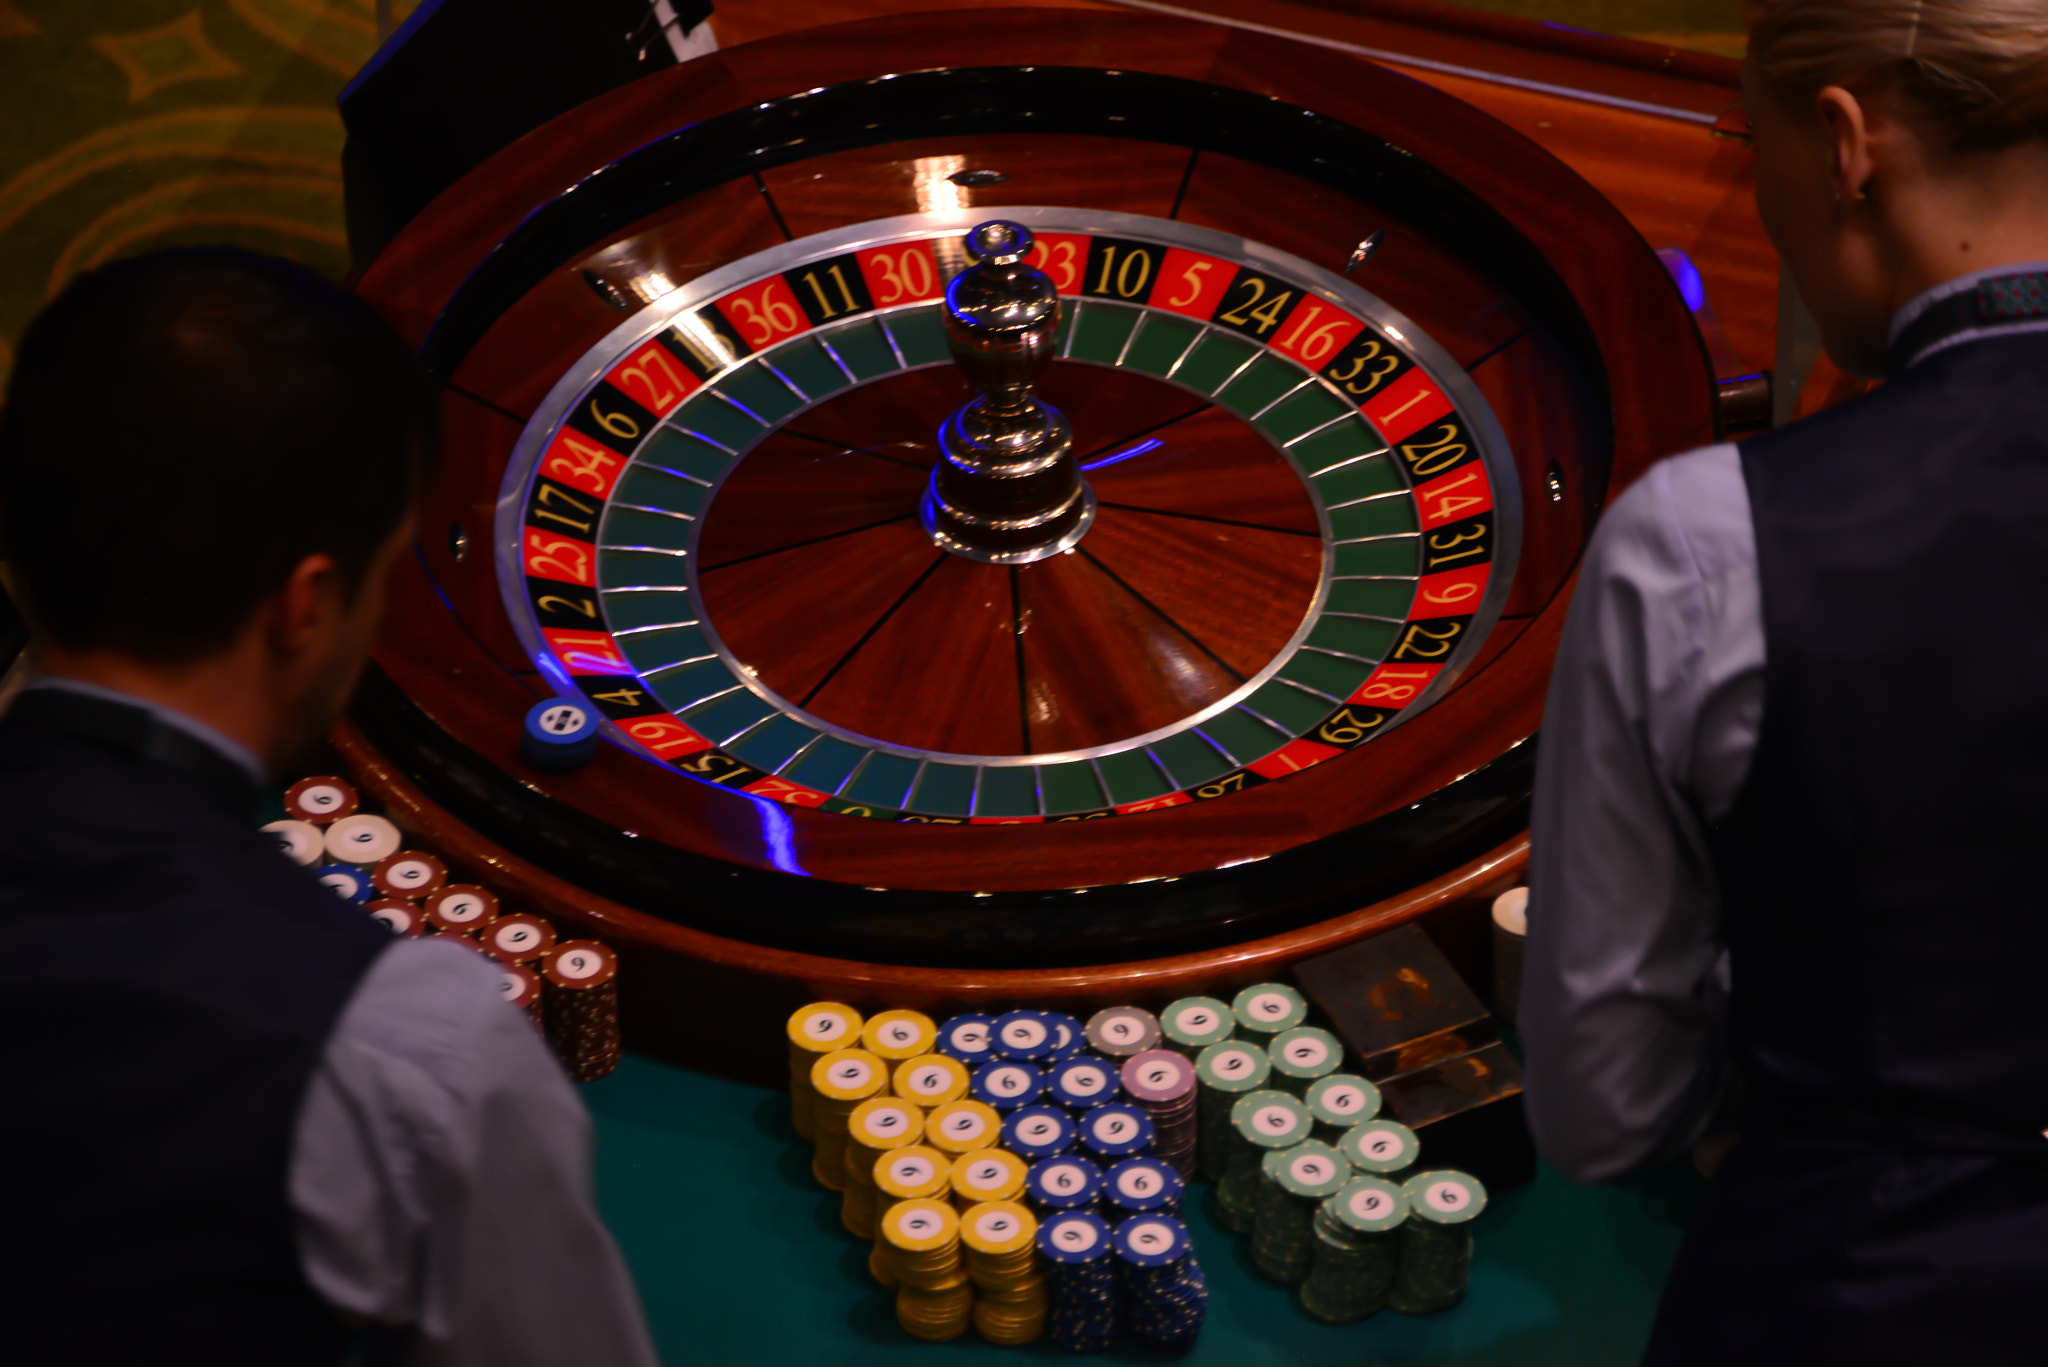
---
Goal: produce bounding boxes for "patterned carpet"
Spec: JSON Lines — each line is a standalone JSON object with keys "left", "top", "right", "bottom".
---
{"left": 0, "top": 0, "right": 415, "bottom": 386}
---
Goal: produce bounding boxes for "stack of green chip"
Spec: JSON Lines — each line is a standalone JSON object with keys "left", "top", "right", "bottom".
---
{"left": 1337, "top": 1117, "right": 1420, "bottom": 1177}
{"left": 1269, "top": 1026, "right": 1343, "bottom": 1095}
{"left": 1195, "top": 1040, "right": 1270, "bottom": 1185}
{"left": 1302, "top": 1176, "right": 1408, "bottom": 1323}
{"left": 1387, "top": 1170, "right": 1487, "bottom": 1315}
{"left": 1161, "top": 996, "right": 1234, "bottom": 1057}
{"left": 1252, "top": 1139, "right": 1350, "bottom": 1284}
{"left": 1305, "top": 1073, "right": 1381, "bottom": 1146}
{"left": 1217, "top": 1086, "right": 1307, "bottom": 1234}
{"left": 1231, "top": 982, "right": 1308, "bottom": 1039}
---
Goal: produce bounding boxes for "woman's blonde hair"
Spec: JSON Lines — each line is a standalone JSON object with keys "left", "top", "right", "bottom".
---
{"left": 1749, "top": 0, "right": 2048, "bottom": 149}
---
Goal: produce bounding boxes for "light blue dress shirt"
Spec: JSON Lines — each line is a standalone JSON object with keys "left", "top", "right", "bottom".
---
{"left": 1522, "top": 267, "right": 2048, "bottom": 1184}
{"left": 25, "top": 677, "right": 660, "bottom": 1366}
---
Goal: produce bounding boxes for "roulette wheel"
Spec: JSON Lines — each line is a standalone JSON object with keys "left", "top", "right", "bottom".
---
{"left": 348, "top": 7, "right": 1715, "bottom": 1069}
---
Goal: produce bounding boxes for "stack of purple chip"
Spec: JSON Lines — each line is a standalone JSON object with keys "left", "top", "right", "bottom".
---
{"left": 1120, "top": 1048, "right": 1199, "bottom": 1177}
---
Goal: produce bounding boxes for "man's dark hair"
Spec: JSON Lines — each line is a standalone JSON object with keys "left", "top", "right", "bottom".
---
{"left": 0, "top": 247, "right": 439, "bottom": 662}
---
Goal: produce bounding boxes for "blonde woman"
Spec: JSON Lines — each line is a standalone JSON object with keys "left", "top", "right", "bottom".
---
{"left": 1523, "top": 0, "right": 2048, "bottom": 1358}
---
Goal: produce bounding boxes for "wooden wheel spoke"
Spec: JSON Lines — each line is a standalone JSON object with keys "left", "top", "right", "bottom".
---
{"left": 1076, "top": 546, "right": 1245, "bottom": 683}
{"left": 1094, "top": 500, "right": 1319, "bottom": 538}
{"left": 798, "top": 551, "right": 948, "bottom": 708}
{"left": 698, "top": 513, "right": 917, "bottom": 573}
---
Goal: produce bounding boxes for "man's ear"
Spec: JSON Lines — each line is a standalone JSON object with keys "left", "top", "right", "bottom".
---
{"left": 1816, "top": 85, "right": 1879, "bottom": 204}
{"left": 267, "top": 553, "right": 344, "bottom": 660}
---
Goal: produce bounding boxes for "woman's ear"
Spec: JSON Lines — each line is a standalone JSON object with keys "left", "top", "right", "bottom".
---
{"left": 1816, "top": 84, "right": 1878, "bottom": 205}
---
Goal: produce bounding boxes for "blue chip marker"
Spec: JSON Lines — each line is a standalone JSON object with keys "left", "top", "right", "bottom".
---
{"left": 935, "top": 1013, "right": 996, "bottom": 1064}
{"left": 1105, "top": 1157, "right": 1184, "bottom": 1213}
{"left": 1079, "top": 1103, "right": 1154, "bottom": 1158}
{"left": 972, "top": 1060, "right": 1046, "bottom": 1110}
{"left": 1038, "top": 1210, "right": 1114, "bottom": 1264}
{"left": 1114, "top": 1213, "right": 1190, "bottom": 1267}
{"left": 1049, "top": 1056, "right": 1119, "bottom": 1109}
{"left": 1028, "top": 1155, "right": 1104, "bottom": 1211}
{"left": 993, "top": 1010, "right": 1055, "bottom": 1061}
{"left": 1003, "top": 1105, "right": 1075, "bottom": 1160}
{"left": 1043, "top": 1012, "right": 1086, "bottom": 1061}
{"left": 315, "top": 864, "right": 370, "bottom": 904}
{"left": 520, "top": 697, "right": 600, "bottom": 773}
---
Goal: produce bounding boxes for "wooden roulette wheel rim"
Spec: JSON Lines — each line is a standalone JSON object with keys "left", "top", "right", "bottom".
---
{"left": 346, "top": 8, "right": 1713, "bottom": 1034}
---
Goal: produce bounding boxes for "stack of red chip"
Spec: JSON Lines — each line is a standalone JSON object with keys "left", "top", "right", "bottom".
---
{"left": 1121, "top": 1049, "right": 1199, "bottom": 1177}
{"left": 542, "top": 940, "right": 621, "bottom": 1082}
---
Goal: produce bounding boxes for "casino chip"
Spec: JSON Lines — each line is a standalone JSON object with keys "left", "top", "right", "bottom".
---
{"left": 1195, "top": 1039, "right": 1272, "bottom": 1182}
{"left": 1304, "top": 1177, "right": 1408, "bottom": 1324}
{"left": 1041, "top": 1012, "right": 1086, "bottom": 1061}
{"left": 971, "top": 1060, "right": 1046, "bottom": 1111}
{"left": 1232, "top": 982, "right": 1308, "bottom": 1035}
{"left": 1120, "top": 1049, "right": 1198, "bottom": 1177}
{"left": 1388, "top": 1170, "right": 1487, "bottom": 1315}
{"left": 284, "top": 775, "right": 357, "bottom": 824}
{"left": 1114, "top": 1215, "right": 1207, "bottom": 1347}
{"left": 371, "top": 850, "right": 447, "bottom": 900}
{"left": 1307, "top": 1073, "right": 1381, "bottom": 1134}
{"left": 364, "top": 898, "right": 423, "bottom": 937}
{"left": 1105, "top": 1156, "right": 1184, "bottom": 1216}
{"left": 1078, "top": 1103, "right": 1153, "bottom": 1159}
{"left": 1025, "top": 1155, "right": 1103, "bottom": 1213}
{"left": 926, "top": 1099, "right": 1001, "bottom": 1154}
{"left": 993, "top": 1010, "right": 1054, "bottom": 1061}
{"left": 520, "top": 697, "right": 600, "bottom": 772}
{"left": 1232, "top": 1089, "right": 1311, "bottom": 1149}
{"left": 1341, "top": 1119, "right": 1421, "bottom": 1174}
{"left": 863, "top": 1009, "right": 937, "bottom": 1061}
{"left": 786, "top": 1003, "right": 863, "bottom": 1144}
{"left": 950, "top": 1147, "right": 1028, "bottom": 1204}
{"left": 323, "top": 814, "right": 401, "bottom": 866}
{"left": 423, "top": 884, "right": 498, "bottom": 935}
{"left": 483, "top": 913, "right": 556, "bottom": 964}
{"left": 261, "top": 819, "right": 323, "bottom": 867}
{"left": 315, "top": 863, "right": 371, "bottom": 904}
{"left": 542, "top": 940, "right": 621, "bottom": 1082}
{"left": 1161, "top": 996, "right": 1234, "bottom": 1054}
{"left": 1002, "top": 1105, "right": 1074, "bottom": 1161}
{"left": 893, "top": 1053, "right": 970, "bottom": 1106}
{"left": 1048, "top": 1056, "right": 1119, "bottom": 1110}
{"left": 495, "top": 963, "right": 545, "bottom": 1027}
{"left": 1270, "top": 1026, "right": 1343, "bottom": 1092}
{"left": 1085, "top": 1006, "right": 1161, "bottom": 1057}
{"left": 934, "top": 1013, "right": 995, "bottom": 1065}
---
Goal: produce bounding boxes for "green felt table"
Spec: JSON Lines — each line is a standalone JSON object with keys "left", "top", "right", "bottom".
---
{"left": 586, "top": 1055, "right": 1704, "bottom": 1365}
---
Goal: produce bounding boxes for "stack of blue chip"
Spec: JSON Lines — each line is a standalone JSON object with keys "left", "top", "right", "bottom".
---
{"left": 1042, "top": 1011, "right": 1087, "bottom": 1062}
{"left": 1002, "top": 1105, "right": 1074, "bottom": 1161}
{"left": 1115, "top": 1215, "right": 1208, "bottom": 1348}
{"left": 934, "top": 1013, "right": 996, "bottom": 1066}
{"left": 1027, "top": 1155, "right": 1103, "bottom": 1216}
{"left": 993, "top": 1010, "right": 1058, "bottom": 1062}
{"left": 1105, "top": 1156, "right": 1185, "bottom": 1218}
{"left": 1049, "top": 1056, "right": 1120, "bottom": 1111}
{"left": 1039, "top": 1212, "right": 1122, "bottom": 1354}
{"left": 316, "top": 864, "right": 371, "bottom": 904}
{"left": 971, "top": 1060, "right": 1046, "bottom": 1111}
{"left": 1078, "top": 1103, "right": 1154, "bottom": 1159}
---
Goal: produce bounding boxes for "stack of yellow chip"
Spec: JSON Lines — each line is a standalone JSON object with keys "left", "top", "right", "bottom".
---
{"left": 892, "top": 1053, "right": 970, "bottom": 1106}
{"left": 949, "top": 1147, "right": 1028, "bottom": 1207}
{"left": 882, "top": 1198, "right": 972, "bottom": 1342}
{"left": 926, "top": 1099, "right": 1002, "bottom": 1156}
{"left": 871, "top": 1145, "right": 951, "bottom": 1288}
{"left": 863, "top": 1008, "right": 937, "bottom": 1062}
{"left": 785, "top": 1002, "right": 863, "bottom": 1141}
{"left": 962, "top": 1200, "right": 1047, "bottom": 1345}
{"left": 809, "top": 1047, "right": 886, "bottom": 1191}
{"left": 843, "top": 1097, "right": 924, "bottom": 1238}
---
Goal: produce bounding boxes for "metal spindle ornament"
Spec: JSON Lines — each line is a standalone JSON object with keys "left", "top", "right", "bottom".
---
{"left": 921, "top": 220, "right": 1096, "bottom": 564}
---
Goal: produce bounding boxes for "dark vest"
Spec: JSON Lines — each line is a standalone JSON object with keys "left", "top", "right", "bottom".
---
{"left": 0, "top": 690, "right": 391, "bottom": 1365}
{"left": 1647, "top": 290, "right": 2048, "bottom": 1365}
